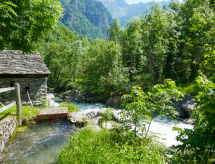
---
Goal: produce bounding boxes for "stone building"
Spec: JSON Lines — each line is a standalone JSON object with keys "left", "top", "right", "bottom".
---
{"left": 0, "top": 50, "right": 51, "bottom": 106}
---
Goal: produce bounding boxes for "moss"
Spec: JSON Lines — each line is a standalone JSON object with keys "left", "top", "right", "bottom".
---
{"left": 17, "top": 125, "right": 28, "bottom": 133}
{"left": 59, "top": 104, "right": 80, "bottom": 112}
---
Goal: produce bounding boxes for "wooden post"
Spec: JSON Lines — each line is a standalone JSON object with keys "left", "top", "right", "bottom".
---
{"left": 15, "top": 83, "right": 22, "bottom": 126}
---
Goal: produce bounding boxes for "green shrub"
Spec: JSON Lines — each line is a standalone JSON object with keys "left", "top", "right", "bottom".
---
{"left": 102, "top": 108, "right": 113, "bottom": 122}
{"left": 57, "top": 128, "right": 167, "bottom": 164}
{"left": 59, "top": 104, "right": 80, "bottom": 112}
{"left": 174, "top": 73, "right": 215, "bottom": 163}
{"left": 177, "top": 83, "right": 200, "bottom": 96}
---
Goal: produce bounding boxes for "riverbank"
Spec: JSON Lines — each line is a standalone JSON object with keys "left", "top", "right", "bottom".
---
{"left": 2, "top": 102, "right": 194, "bottom": 163}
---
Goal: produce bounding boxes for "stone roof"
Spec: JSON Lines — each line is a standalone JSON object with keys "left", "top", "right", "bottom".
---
{"left": 0, "top": 50, "right": 51, "bottom": 76}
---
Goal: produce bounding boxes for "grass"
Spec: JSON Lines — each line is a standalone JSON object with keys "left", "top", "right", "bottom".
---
{"left": 57, "top": 127, "right": 167, "bottom": 164}
{"left": 0, "top": 105, "right": 40, "bottom": 121}
{"left": 59, "top": 104, "right": 80, "bottom": 112}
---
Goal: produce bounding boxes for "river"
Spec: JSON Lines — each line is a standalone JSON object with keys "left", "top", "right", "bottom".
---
{"left": 3, "top": 103, "right": 192, "bottom": 163}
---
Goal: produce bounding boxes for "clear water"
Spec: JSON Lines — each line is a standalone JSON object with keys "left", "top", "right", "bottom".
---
{"left": 3, "top": 121, "right": 74, "bottom": 164}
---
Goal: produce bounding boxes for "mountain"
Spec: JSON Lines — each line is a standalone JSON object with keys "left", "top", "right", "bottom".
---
{"left": 59, "top": 0, "right": 112, "bottom": 38}
{"left": 97, "top": 0, "right": 170, "bottom": 26}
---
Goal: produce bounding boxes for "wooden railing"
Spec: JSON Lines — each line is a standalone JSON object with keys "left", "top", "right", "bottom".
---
{"left": 0, "top": 83, "right": 22, "bottom": 126}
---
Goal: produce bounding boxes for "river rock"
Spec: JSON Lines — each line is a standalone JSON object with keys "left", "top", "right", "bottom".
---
{"left": 182, "top": 118, "right": 195, "bottom": 125}
{"left": 82, "top": 108, "right": 107, "bottom": 119}
{"left": 171, "top": 102, "right": 187, "bottom": 118}
{"left": 170, "top": 95, "right": 195, "bottom": 119}
{"left": 67, "top": 112, "right": 87, "bottom": 126}
{"left": 180, "top": 95, "right": 195, "bottom": 117}
{"left": 105, "top": 96, "right": 122, "bottom": 108}
{"left": 112, "top": 110, "right": 123, "bottom": 122}
{"left": 83, "top": 109, "right": 98, "bottom": 119}
{"left": 86, "top": 94, "right": 109, "bottom": 103}
{"left": 62, "top": 89, "right": 87, "bottom": 103}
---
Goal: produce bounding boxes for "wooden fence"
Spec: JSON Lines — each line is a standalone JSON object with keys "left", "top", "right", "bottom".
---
{"left": 0, "top": 83, "right": 22, "bottom": 126}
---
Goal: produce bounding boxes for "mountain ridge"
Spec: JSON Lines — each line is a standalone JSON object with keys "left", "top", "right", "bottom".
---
{"left": 97, "top": 0, "right": 170, "bottom": 25}
{"left": 59, "top": 0, "right": 112, "bottom": 38}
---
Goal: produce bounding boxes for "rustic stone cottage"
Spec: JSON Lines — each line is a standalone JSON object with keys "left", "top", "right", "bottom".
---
{"left": 0, "top": 50, "right": 51, "bottom": 106}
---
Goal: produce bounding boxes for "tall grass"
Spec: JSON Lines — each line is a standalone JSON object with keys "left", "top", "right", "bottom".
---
{"left": 57, "top": 127, "right": 167, "bottom": 164}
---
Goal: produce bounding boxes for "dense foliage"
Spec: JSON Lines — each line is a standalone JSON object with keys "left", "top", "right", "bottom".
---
{"left": 0, "top": 0, "right": 63, "bottom": 52}
{"left": 39, "top": 0, "right": 215, "bottom": 96}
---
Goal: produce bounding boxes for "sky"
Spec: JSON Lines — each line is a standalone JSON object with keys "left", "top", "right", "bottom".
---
{"left": 125, "top": 0, "right": 170, "bottom": 4}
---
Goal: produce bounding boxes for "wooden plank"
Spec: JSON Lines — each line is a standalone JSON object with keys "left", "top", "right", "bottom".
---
{"left": 0, "top": 101, "right": 16, "bottom": 113}
{"left": 0, "top": 87, "right": 15, "bottom": 93}
{"left": 15, "top": 83, "right": 22, "bottom": 126}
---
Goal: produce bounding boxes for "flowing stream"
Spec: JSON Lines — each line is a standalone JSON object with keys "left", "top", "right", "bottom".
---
{"left": 148, "top": 116, "right": 193, "bottom": 147}
{"left": 3, "top": 103, "right": 192, "bottom": 163}
{"left": 3, "top": 121, "right": 74, "bottom": 164}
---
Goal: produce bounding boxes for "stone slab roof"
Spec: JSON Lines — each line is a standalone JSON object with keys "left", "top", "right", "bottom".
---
{"left": 0, "top": 50, "right": 51, "bottom": 76}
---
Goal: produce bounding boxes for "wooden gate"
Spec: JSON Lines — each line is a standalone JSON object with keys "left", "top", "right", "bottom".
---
{"left": 0, "top": 83, "right": 22, "bottom": 126}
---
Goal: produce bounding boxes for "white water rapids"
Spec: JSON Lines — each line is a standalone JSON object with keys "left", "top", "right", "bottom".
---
{"left": 70, "top": 102, "right": 193, "bottom": 147}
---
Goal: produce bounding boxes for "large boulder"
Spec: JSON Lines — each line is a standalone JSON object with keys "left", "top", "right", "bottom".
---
{"left": 180, "top": 95, "right": 195, "bottom": 118}
{"left": 82, "top": 108, "right": 107, "bottom": 118}
{"left": 86, "top": 94, "right": 109, "bottom": 103}
{"left": 67, "top": 112, "right": 87, "bottom": 126}
{"left": 171, "top": 102, "right": 187, "bottom": 118}
{"left": 170, "top": 95, "right": 195, "bottom": 119}
{"left": 112, "top": 110, "right": 123, "bottom": 122}
{"left": 67, "top": 108, "right": 107, "bottom": 126}
{"left": 106, "top": 96, "right": 122, "bottom": 108}
{"left": 62, "top": 89, "right": 87, "bottom": 103}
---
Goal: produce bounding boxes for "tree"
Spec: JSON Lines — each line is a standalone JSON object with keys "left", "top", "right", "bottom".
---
{"left": 0, "top": 0, "right": 63, "bottom": 52}
{"left": 108, "top": 19, "right": 121, "bottom": 43}
{"left": 39, "top": 26, "right": 89, "bottom": 91}
{"left": 121, "top": 80, "right": 183, "bottom": 138}
{"left": 201, "top": 45, "right": 215, "bottom": 82}
{"left": 175, "top": 73, "right": 215, "bottom": 162}
{"left": 84, "top": 40, "right": 129, "bottom": 96}
{"left": 121, "top": 18, "right": 146, "bottom": 83}
{"left": 141, "top": 5, "right": 170, "bottom": 83}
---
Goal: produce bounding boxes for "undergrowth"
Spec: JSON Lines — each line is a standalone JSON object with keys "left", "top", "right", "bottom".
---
{"left": 57, "top": 127, "right": 167, "bottom": 164}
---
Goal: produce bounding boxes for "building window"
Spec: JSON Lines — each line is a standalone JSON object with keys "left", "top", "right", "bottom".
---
{"left": 25, "top": 86, "right": 30, "bottom": 92}
{"left": 10, "top": 81, "right": 14, "bottom": 87}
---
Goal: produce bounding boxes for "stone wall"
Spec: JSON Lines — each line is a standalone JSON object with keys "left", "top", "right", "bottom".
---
{"left": 0, "top": 117, "right": 16, "bottom": 154}
{"left": 0, "top": 77, "right": 47, "bottom": 106}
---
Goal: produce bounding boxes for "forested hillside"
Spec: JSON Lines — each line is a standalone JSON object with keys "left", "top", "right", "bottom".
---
{"left": 38, "top": 0, "right": 215, "bottom": 98}
{"left": 59, "top": 0, "right": 112, "bottom": 38}
{"left": 97, "top": 0, "right": 170, "bottom": 25}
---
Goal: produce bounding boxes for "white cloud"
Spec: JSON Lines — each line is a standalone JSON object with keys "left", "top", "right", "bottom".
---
{"left": 125, "top": 0, "right": 170, "bottom": 4}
